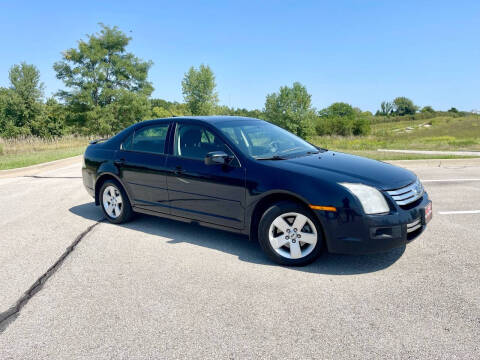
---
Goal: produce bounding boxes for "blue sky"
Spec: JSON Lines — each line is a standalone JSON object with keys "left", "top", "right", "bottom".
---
{"left": 0, "top": 0, "right": 479, "bottom": 112}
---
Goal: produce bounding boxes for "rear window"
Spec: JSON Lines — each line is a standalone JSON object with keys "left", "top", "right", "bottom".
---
{"left": 122, "top": 124, "right": 169, "bottom": 154}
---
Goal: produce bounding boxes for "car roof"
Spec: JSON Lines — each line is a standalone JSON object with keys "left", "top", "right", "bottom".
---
{"left": 135, "top": 115, "right": 264, "bottom": 128}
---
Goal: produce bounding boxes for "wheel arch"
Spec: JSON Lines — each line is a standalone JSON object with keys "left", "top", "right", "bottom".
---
{"left": 94, "top": 172, "right": 132, "bottom": 206}
{"left": 249, "top": 191, "right": 326, "bottom": 243}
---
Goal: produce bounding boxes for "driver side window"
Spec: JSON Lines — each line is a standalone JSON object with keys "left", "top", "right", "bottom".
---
{"left": 173, "top": 124, "right": 235, "bottom": 162}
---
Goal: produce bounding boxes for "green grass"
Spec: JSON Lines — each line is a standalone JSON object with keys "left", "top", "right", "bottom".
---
{"left": 309, "top": 115, "right": 480, "bottom": 153}
{"left": 0, "top": 136, "right": 89, "bottom": 170}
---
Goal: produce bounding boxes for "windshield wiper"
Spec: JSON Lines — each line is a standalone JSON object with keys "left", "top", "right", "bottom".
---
{"left": 278, "top": 147, "right": 302, "bottom": 155}
{"left": 256, "top": 155, "right": 286, "bottom": 160}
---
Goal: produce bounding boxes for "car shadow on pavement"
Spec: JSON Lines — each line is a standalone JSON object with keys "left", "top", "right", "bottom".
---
{"left": 70, "top": 202, "right": 405, "bottom": 275}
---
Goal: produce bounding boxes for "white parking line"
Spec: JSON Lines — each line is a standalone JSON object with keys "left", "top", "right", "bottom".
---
{"left": 421, "top": 178, "right": 480, "bottom": 182}
{"left": 438, "top": 210, "right": 480, "bottom": 215}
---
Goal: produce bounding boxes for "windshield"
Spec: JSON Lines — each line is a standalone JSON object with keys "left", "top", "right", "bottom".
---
{"left": 217, "top": 120, "right": 318, "bottom": 159}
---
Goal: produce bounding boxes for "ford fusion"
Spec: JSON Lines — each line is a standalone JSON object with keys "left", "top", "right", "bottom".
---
{"left": 82, "top": 116, "right": 432, "bottom": 266}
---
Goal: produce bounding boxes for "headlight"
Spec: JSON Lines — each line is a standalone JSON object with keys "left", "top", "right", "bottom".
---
{"left": 340, "top": 183, "right": 390, "bottom": 214}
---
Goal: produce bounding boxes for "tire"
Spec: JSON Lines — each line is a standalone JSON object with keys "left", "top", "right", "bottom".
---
{"left": 258, "top": 201, "right": 323, "bottom": 266}
{"left": 99, "top": 179, "right": 134, "bottom": 224}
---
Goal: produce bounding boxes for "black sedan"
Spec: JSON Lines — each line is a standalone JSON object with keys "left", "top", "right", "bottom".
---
{"left": 82, "top": 116, "right": 432, "bottom": 266}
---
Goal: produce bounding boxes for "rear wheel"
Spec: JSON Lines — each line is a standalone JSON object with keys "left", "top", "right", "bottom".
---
{"left": 100, "top": 180, "right": 133, "bottom": 224}
{"left": 258, "top": 201, "right": 323, "bottom": 266}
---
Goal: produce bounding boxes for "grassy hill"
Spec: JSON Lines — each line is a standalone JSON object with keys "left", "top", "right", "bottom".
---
{"left": 309, "top": 115, "right": 480, "bottom": 155}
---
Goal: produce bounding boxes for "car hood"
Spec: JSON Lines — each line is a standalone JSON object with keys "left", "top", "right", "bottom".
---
{"left": 271, "top": 151, "right": 417, "bottom": 190}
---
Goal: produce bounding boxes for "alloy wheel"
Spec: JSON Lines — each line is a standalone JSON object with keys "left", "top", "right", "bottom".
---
{"left": 102, "top": 185, "right": 123, "bottom": 219}
{"left": 268, "top": 212, "right": 318, "bottom": 259}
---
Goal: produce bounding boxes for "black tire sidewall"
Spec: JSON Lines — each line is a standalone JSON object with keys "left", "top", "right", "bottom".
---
{"left": 258, "top": 201, "right": 323, "bottom": 266}
{"left": 99, "top": 180, "right": 133, "bottom": 224}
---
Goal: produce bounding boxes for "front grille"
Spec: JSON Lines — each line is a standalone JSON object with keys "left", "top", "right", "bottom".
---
{"left": 406, "top": 218, "right": 422, "bottom": 233}
{"left": 386, "top": 180, "right": 424, "bottom": 206}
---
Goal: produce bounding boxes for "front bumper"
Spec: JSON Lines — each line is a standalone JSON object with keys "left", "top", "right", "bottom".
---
{"left": 316, "top": 193, "right": 431, "bottom": 254}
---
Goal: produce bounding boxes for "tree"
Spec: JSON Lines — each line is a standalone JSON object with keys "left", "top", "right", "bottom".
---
{"left": 421, "top": 105, "right": 435, "bottom": 113}
{"left": 0, "top": 63, "right": 45, "bottom": 136}
{"left": 152, "top": 106, "right": 173, "bottom": 118}
{"left": 150, "top": 98, "right": 190, "bottom": 117}
{"left": 0, "top": 88, "right": 28, "bottom": 137}
{"left": 181, "top": 64, "right": 218, "bottom": 115}
{"left": 33, "top": 98, "right": 67, "bottom": 137}
{"left": 393, "top": 97, "right": 417, "bottom": 116}
{"left": 9, "top": 62, "right": 44, "bottom": 108}
{"left": 448, "top": 107, "right": 459, "bottom": 113}
{"left": 54, "top": 24, "right": 153, "bottom": 134}
{"left": 219, "top": 106, "right": 264, "bottom": 119}
{"left": 319, "top": 102, "right": 355, "bottom": 118}
{"left": 9, "top": 63, "right": 44, "bottom": 130}
{"left": 316, "top": 102, "right": 370, "bottom": 136}
{"left": 264, "top": 82, "right": 316, "bottom": 138}
{"left": 379, "top": 101, "right": 393, "bottom": 116}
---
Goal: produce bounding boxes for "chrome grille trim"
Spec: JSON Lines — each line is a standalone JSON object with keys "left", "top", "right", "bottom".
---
{"left": 387, "top": 180, "right": 424, "bottom": 206}
{"left": 407, "top": 218, "right": 422, "bottom": 233}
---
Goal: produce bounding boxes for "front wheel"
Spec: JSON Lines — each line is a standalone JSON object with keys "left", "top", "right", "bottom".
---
{"left": 258, "top": 201, "right": 323, "bottom": 266}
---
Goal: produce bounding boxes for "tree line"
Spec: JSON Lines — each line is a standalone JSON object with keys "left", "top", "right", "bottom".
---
{"left": 0, "top": 24, "right": 471, "bottom": 139}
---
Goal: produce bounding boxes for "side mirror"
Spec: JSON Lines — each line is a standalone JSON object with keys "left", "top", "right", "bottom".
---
{"left": 205, "top": 151, "right": 229, "bottom": 165}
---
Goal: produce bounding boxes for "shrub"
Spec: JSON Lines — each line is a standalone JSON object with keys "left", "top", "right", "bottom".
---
{"left": 353, "top": 116, "right": 371, "bottom": 135}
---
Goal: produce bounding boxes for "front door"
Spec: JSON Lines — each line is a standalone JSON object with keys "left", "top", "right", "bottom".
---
{"left": 166, "top": 123, "right": 246, "bottom": 229}
{"left": 116, "top": 122, "right": 171, "bottom": 214}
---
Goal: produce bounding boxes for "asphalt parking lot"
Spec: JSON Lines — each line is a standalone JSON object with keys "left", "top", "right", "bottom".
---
{"left": 1, "top": 158, "right": 479, "bottom": 359}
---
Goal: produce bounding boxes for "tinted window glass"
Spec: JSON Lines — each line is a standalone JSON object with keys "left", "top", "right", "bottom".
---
{"left": 123, "top": 124, "right": 169, "bottom": 154}
{"left": 174, "top": 124, "right": 232, "bottom": 160}
{"left": 122, "top": 133, "right": 134, "bottom": 150}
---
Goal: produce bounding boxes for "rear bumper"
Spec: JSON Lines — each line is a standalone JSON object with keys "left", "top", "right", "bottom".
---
{"left": 316, "top": 193, "right": 431, "bottom": 254}
{"left": 82, "top": 167, "right": 95, "bottom": 198}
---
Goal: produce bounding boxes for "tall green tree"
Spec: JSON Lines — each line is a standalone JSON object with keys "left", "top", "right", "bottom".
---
{"left": 9, "top": 63, "right": 44, "bottom": 107}
{"left": 181, "top": 64, "right": 218, "bottom": 115}
{"left": 264, "top": 82, "right": 315, "bottom": 138}
{"left": 54, "top": 24, "right": 153, "bottom": 135}
{"left": 393, "top": 97, "right": 417, "bottom": 116}
{"left": 0, "top": 63, "right": 44, "bottom": 136}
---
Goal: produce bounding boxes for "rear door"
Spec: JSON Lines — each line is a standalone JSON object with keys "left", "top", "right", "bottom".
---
{"left": 165, "top": 122, "right": 246, "bottom": 229}
{"left": 116, "top": 122, "right": 171, "bottom": 214}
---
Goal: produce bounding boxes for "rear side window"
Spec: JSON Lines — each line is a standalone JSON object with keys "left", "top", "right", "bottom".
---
{"left": 122, "top": 124, "right": 169, "bottom": 154}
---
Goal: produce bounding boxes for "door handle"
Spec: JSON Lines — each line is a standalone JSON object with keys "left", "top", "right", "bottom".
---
{"left": 115, "top": 158, "right": 126, "bottom": 166}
